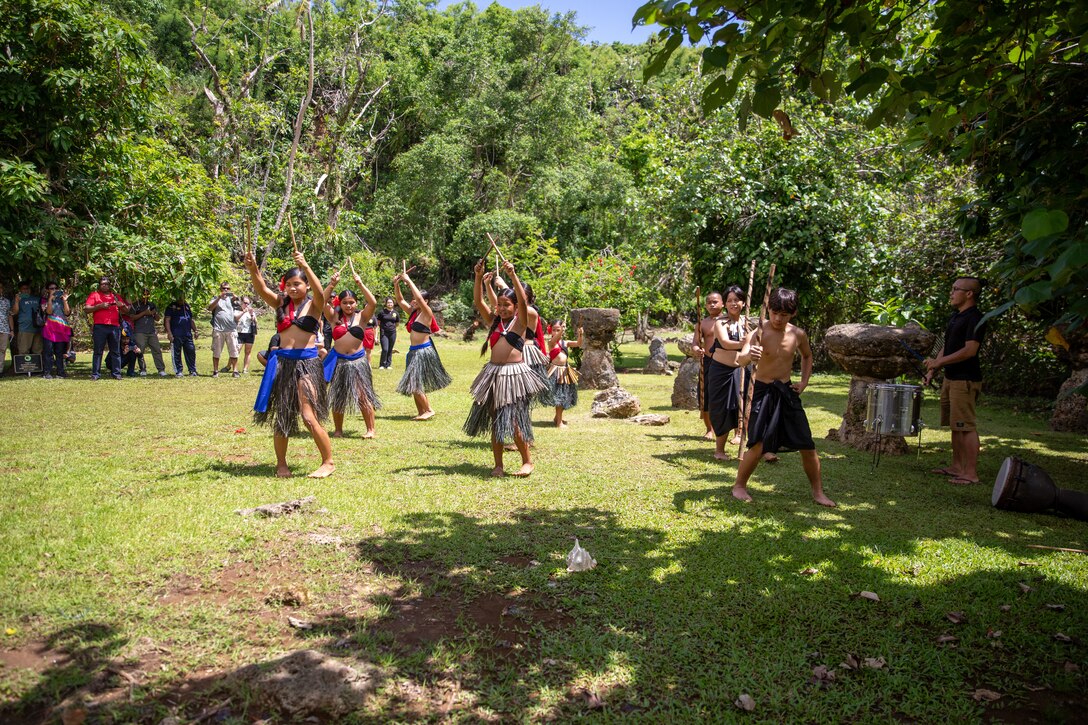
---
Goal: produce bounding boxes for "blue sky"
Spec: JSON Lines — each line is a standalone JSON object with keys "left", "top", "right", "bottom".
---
{"left": 434, "top": 1, "right": 657, "bottom": 45}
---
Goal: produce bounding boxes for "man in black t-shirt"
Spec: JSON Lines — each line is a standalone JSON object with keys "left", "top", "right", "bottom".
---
{"left": 925, "top": 277, "right": 987, "bottom": 485}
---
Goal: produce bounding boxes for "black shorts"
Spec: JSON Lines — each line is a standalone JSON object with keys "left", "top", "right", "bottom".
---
{"left": 237, "top": 331, "right": 256, "bottom": 345}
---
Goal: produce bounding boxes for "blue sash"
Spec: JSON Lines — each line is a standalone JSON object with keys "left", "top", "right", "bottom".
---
{"left": 254, "top": 347, "right": 318, "bottom": 413}
{"left": 323, "top": 347, "right": 367, "bottom": 382}
{"left": 409, "top": 340, "right": 433, "bottom": 351}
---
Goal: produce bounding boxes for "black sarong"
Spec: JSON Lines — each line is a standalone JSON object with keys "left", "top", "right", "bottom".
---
{"left": 699, "top": 356, "right": 712, "bottom": 412}
{"left": 746, "top": 380, "right": 815, "bottom": 453}
{"left": 706, "top": 358, "right": 741, "bottom": 437}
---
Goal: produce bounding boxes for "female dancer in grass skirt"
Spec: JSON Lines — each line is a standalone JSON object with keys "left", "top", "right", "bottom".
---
{"left": 485, "top": 270, "right": 551, "bottom": 405}
{"left": 245, "top": 249, "right": 334, "bottom": 478}
{"left": 546, "top": 320, "right": 583, "bottom": 428}
{"left": 322, "top": 268, "right": 380, "bottom": 439}
{"left": 393, "top": 269, "right": 451, "bottom": 420}
{"left": 466, "top": 259, "right": 548, "bottom": 477}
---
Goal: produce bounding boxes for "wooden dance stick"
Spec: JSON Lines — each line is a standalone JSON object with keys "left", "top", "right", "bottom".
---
{"left": 487, "top": 233, "right": 508, "bottom": 263}
{"left": 244, "top": 217, "right": 252, "bottom": 256}
{"left": 348, "top": 257, "right": 358, "bottom": 278}
{"left": 738, "top": 263, "right": 776, "bottom": 458}
{"left": 735, "top": 260, "right": 757, "bottom": 455}
{"left": 287, "top": 214, "right": 298, "bottom": 255}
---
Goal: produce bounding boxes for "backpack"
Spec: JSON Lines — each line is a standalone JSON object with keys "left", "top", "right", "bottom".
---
{"left": 33, "top": 303, "right": 47, "bottom": 328}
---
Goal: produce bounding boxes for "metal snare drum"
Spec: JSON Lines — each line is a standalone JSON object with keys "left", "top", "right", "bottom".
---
{"left": 865, "top": 383, "right": 923, "bottom": 436}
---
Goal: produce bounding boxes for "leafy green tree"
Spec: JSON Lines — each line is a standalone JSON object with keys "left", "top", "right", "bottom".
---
{"left": 634, "top": 0, "right": 1088, "bottom": 330}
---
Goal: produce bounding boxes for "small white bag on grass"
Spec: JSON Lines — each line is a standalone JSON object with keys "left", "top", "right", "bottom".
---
{"left": 566, "top": 538, "right": 597, "bottom": 572}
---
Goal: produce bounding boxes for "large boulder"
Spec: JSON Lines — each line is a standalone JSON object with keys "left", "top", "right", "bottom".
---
{"left": 570, "top": 307, "right": 620, "bottom": 389}
{"left": 233, "top": 650, "right": 381, "bottom": 718}
{"left": 824, "top": 323, "right": 936, "bottom": 379}
{"left": 645, "top": 337, "right": 669, "bottom": 374}
{"left": 671, "top": 357, "right": 700, "bottom": 410}
{"left": 1050, "top": 324, "right": 1088, "bottom": 433}
{"left": 591, "top": 386, "right": 641, "bottom": 418}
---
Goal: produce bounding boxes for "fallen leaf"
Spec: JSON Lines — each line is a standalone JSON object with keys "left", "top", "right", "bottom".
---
{"left": 999, "top": 604, "right": 1012, "bottom": 612}
{"left": 582, "top": 690, "right": 604, "bottom": 710}
{"left": 863, "top": 657, "right": 887, "bottom": 669}
{"left": 735, "top": 693, "right": 756, "bottom": 712}
{"left": 987, "top": 629, "right": 1002, "bottom": 639}
{"left": 4, "top": 628, "right": 14, "bottom": 636}
{"left": 936, "top": 634, "right": 959, "bottom": 645}
{"left": 1018, "top": 582, "right": 1034, "bottom": 593}
{"left": 60, "top": 708, "right": 87, "bottom": 725}
{"left": 858, "top": 591, "right": 880, "bottom": 602}
{"left": 840, "top": 653, "right": 859, "bottom": 670}
{"left": 1045, "top": 603, "right": 1066, "bottom": 612}
{"left": 234, "top": 427, "right": 246, "bottom": 434}
{"left": 810, "top": 665, "right": 837, "bottom": 685}
{"left": 1054, "top": 632, "right": 1073, "bottom": 643}
{"left": 1065, "top": 661, "right": 1080, "bottom": 672}
{"left": 1017, "top": 561, "right": 1038, "bottom": 567}
{"left": 542, "top": 658, "right": 559, "bottom": 666}
{"left": 799, "top": 567, "right": 819, "bottom": 576}
{"left": 972, "top": 688, "right": 1001, "bottom": 702}
{"left": 946, "top": 611, "right": 968, "bottom": 624}
{"left": 805, "top": 651, "right": 823, "bottom": 661}
{"left": 1025, "top": 684, "right": 1047, "bottom": 692}
{"left": 287, "top": 616, "right": 312, "bottom": 630}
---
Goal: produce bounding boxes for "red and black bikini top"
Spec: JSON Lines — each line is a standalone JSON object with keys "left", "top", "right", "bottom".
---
{"left": 406, "top": 311, "right": 440, "bottom": 335}
{"left": 489, "top": 316, "right": 524, "bottom": 351}
{"left": 276, "top": 298, "right": 320, "bottom": 334}
{"left": 549, "top": 339, "right": 568, "bottom": 361}
{"left": 331, "top": 311, "right": 366, "bottom": 341}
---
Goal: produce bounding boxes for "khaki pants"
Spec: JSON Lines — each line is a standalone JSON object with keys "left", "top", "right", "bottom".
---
{"left": 0, "top": 332, "right": 9, "bottom": 372}
{"left": 940, "top": 379, "right": 983, "bottom": 432}
{"left": 17, "top": 331, "right": 42, "bottom": 355}
{"left": 134, "top": 331, "right": 165, "bottom": 372}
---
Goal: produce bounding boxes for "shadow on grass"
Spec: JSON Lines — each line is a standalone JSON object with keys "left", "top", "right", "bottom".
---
{"left": 3, "top": 498, "right": 1086, "bottom": 721}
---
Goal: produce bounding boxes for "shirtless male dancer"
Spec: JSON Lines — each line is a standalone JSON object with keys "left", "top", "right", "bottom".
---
{"left": 691, "top": 291, "right": 724, "bottom": 440}
{"left": 732, "top": 288, "right": 836, "bottom": 507}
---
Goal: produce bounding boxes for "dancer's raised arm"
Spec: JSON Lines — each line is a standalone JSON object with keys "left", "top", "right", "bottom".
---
{"left": 473, "top": 258, "right": 494, "bottom": 325}
{"left": 352, "top": 270, "right": 378, "bottom": 321}
{"left": 392, "top": 276, "right": 412, "bottom": 314}
{"left": 245, "top": 251, "right": 280, "bottom": 307}
{"left": 295, "top": 250, "right": 324, "bottom": 313}
{"left": 400, "top": 270, "right": 432, "bottom": 321}
{"left": 502, "top": 260, "right": 528, "bottom": 331}
{"left": 322, "top": 269, "right": 342, "bottom": 325}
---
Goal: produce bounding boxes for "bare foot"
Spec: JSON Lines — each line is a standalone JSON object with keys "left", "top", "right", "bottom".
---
{"left": 331, "top": 431, "right": 344, "bottom": 438}
{"left": 513, "top": 463, "right": 534, "bottom": 477}
{"left": 762, "top": 452, "right": 779, "bottom": 463}
{"left": 730, "top": 434, "right": 742, "bottom": 445}
{"left": 703, "top": 430, "right": 715, "bottom": 441}
{"left": 813, "top": 493, "right": 837, "bottom": 507}
{"left": 732, "top": 485, "right": 753, "bottom": 502}
{"left": 275, "top": 465, "right": 292, "bottom": 478}
{"left": 713, "top": 451, "right": 730, "bottom": 461}
{"left": 555, "top": 421, "right": 568, "bottom": 428}
{"left": 307, "top": 462, "right": 336, "bottom": 478}
{"left": 362, "top": 431, "right": 376, "bottom": 439}
{"left": 490, "top": 467, "right": 505, "bottom": 478}
{"left": 413, "top": 411, "right": 435, "bottom": 421}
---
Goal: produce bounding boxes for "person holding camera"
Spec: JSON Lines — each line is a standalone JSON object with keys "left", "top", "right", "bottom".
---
{"left": 40, "top": 282, "right": 72, "bottom": 378}
{"left": 165, "top": 297, "right": 198, "bottom": 376}
{"left": 0, "top": 281, "right": 12, "bottom": 373}
{"left": 236, "top": 295, "right": 258, "bottom": 373}
{"left": 84, "top": 276, "right": 128, "bottom": 380}
{"left": 13, "top": 281, "right": 43, "bottom": 356}
{"left": 129, "top": 289, "right": 166, "bottom": 376}
{"left": 207, "top": 282, "right": 242, "bottom": 378}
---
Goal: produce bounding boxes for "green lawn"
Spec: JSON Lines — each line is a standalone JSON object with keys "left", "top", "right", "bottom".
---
{"left": 1, "top": 331, "right": 1086, "bottom": 723}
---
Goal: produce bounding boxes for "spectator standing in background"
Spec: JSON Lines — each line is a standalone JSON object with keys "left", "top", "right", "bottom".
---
{"left": 40, "top": 282, "right": 72, "bottom": 378}
{"left": 13, "top": 281, "right": 43, "bottom": 356}
{"left": 236, "top": 295, "right": 258, "bottom": 373}
{"left": 207, "top": 282, "right": 242, "bottom": 378}
{"left": 165, "top": 297, "right": 198, "bottom": 376}
{"left": 84, "top": 276, "right": 128, "bottom": 380}
{"left": 376, "top": 297, "right": 399, "bottom": 369}
{"left": 0, "top": 282, "right": 12, "bottom": 373}
{"left": 129, "top": 289, "right": 166, "bottom": 376}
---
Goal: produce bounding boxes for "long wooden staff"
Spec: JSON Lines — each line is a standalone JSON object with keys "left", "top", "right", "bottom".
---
{"left": 486, "top": 232, "right": 508, "bottom": 263}
{"left": 287, "top": 214, "right": 298, "bottom": 255}
{"left": 736, "top": 259, "right": 757, "bottom": 444}
{"left": 694, "top": 284, "right": 705, "bottom": 416}
{"left": 738, "top": 263, "right": 776, "bottom": 458}
{"left": 245, "top": 217, "right": 252, "bottom": 256}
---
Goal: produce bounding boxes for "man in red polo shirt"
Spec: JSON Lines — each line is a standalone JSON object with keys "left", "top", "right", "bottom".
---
{"left": 84, "top": 276, "right": 129, "bottom": 380}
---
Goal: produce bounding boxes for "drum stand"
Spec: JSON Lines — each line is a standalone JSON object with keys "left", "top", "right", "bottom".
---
{"left": 869, "top": 424, "right": 924, "bottom": 471}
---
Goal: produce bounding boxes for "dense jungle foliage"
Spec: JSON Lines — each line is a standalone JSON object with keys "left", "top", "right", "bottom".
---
{"left": 0, "top": 0, "right": 1079, "bottom": 395}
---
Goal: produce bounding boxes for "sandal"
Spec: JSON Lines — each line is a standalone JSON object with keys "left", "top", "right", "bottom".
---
{"left": 949, "top": 477, "right": 980, "bottom": 485}
{"left": 930, "top": 467, "right": 957, "bottom": 476}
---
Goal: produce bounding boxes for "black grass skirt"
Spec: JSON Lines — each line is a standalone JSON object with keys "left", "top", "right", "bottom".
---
{"left": 253, "top": 356, "right": 329, "bottom": 437}
{"left": 396, "top": 341, "right": 452, "bottom": 396}
{"left": 329, "top": 354, "right": 382, "bottom": 415}
{"left": 463, "top": 361, "right": 549, "bottom": 443}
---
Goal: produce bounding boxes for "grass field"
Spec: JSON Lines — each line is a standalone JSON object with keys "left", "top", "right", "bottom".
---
{"left": 1, "top": 327, "right": 1086, "bottom": 723}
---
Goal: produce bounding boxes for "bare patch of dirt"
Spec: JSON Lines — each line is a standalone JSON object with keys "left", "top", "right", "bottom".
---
{"left": 0, "top": 642, "right": 70, "bottom": 673}
{"left": 497, "top": 555, "right": 534, "bottom": 568}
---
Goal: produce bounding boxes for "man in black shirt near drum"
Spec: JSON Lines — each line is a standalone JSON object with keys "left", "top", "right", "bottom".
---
{"left": 924, "top": 277, "right": 987, "bottom": 485}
